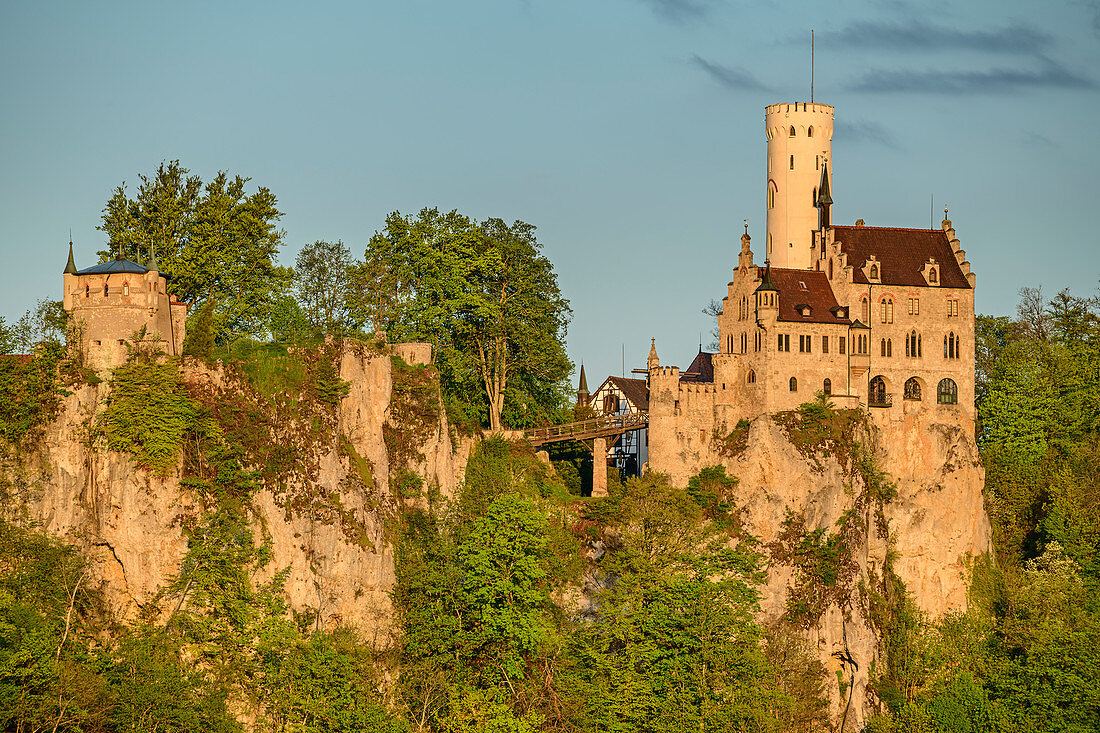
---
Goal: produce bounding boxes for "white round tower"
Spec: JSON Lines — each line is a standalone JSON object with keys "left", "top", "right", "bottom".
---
{"left": 764, "top": 102, "right": 834, "bottom": 269}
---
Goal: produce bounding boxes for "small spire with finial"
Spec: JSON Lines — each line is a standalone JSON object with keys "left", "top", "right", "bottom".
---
{"left": 64, "top": 234, "right": 78, "bottom": 275}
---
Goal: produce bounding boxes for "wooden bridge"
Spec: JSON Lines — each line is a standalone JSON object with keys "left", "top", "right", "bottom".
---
{"left": 525, "top": 411, "right": 649, "bottom": 447}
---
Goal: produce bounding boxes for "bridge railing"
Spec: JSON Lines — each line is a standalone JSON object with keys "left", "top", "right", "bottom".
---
{"left": 525, "top": 411, "right": 649, "bottom": 446}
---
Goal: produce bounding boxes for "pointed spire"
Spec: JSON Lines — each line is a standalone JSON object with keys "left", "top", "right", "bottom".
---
{"left": 577, "top": 363, "right": 589, "bottom": 398}
{"left": 756, "top": 259, "right": 778, "bottom": 293}
{"left": 146, "top": 246, "right": 160, "bottom": 272}
{"left": 817, "top": 162, "right": 832, "bottom": 205}
{"left": 740, "top": 220, "right": 751, "bottom": 253}
{"left": 647, "top": 338, "right": 660, "bottom": 370}
{"left": 816, "top": 162, "right": 832, "bottom": 230}
{"left": 64, "top": 237, "right": 77, "bottom": 275}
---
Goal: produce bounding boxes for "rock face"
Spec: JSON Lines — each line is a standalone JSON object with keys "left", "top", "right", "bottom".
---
{"left": 4, "top": 344, "right": 472, "bottom": 643}
{"left": 688, "top": 408, "right": 991, "bottom": 729}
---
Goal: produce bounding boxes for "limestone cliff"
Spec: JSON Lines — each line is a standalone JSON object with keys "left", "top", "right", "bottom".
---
{"left": 2, "top": 343, "right": 472, "bottom": 642}
{"left": 672, "top": 407, "right": 991, "bottom": 729}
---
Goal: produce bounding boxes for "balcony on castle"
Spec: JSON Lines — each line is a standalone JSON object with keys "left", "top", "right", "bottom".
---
{"left": 868, "top": 392, "right": 893, "bottom": 408}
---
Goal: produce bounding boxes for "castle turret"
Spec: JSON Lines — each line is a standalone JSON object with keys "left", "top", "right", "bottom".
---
{"left": 755, "top": 260, "right": 779, "bottom": 316}
{"left": 765, "top": 102, "right": 834, "bottom": 269}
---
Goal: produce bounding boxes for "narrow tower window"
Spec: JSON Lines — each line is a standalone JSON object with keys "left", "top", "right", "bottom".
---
{"left": 790, "top": 155, "right": 794, "bottom": 170}
{"left": 789, "top": 126, "right": 796, "bottom": 137}
{"left": 808, "top": 126, "right": 814, "bottom": 137}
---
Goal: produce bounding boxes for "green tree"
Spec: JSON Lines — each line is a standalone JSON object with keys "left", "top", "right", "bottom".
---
{"left": 294, "top": 239, "right": 359, "bottom": 337}
{"left": 360, "top": 208, "right": 571, "bottom": 430}
{"left": 98, "top": 160, "right": 291, "bottom": 342}
{"left": 392, "top": 440, "right": 580, "bottom": 731}
{"left": 565, "top": 472, "right": 793, "bottom": 733}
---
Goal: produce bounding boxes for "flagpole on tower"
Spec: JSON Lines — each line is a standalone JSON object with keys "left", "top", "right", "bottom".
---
{"left": 811, "top": 29, "right": 815, "bottom": 103}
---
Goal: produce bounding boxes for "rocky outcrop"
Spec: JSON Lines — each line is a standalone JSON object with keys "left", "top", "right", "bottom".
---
{"left": 705, "top": 408, "right": 991, "bottom": 729}
{"left": 3, "top": 344, "right": 473, "bottom": 642}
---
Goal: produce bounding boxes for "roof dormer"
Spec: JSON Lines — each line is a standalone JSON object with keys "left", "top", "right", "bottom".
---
{"left": 862, "top": 255, "right": 882, "bottom": 284}
{"left": 921, "top": 258, "right": 940, "bottom": 287}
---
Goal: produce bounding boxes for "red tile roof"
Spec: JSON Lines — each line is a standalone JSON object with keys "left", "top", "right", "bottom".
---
{"left": 760, "top": 267, "right": 851, "bottom": 325}
{"left": 832, "top": 225, "right": 972, "bottom": 289}
{"left": 680, "top": 350, "right": 714, "bottom": 383}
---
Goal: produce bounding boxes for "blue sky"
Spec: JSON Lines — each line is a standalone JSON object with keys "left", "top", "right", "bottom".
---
{"left": 3, "top": 0, "right": 1099, "bottom": 385}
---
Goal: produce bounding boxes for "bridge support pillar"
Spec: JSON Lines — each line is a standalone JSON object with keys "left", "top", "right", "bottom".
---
{"left": 592, "top": 437, "right": 608, "bottom": 497}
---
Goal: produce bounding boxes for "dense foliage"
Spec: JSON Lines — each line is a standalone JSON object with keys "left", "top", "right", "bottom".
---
{"left": 358, "top": 208, "right": 573, "bottom": 430}
{"left": 865, "top": 285, "right": 1100, "bottom": 732}
{"left": 98, "top": 161, "right": 291, "bottom": 342}
{"left": 0, "top": 342, "right": 67, "bottom": 446}
{"left": 391, "top": 441, "right": 828, "bottom": 732}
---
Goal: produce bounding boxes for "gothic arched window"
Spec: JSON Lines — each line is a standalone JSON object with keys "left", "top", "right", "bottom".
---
{"left": 808, "top": 125, "right": 814, "bottom": 137}
{"left": 789, "top": 125, "right": 796, "bottom": 137}
{"left": 823, "top": 378, "right": 832, "bottom": 395}
{"left": 870, "top": 376, "right": 887, "bottom": 406}
{"left": 904, "top": 378, "right": 922, "bottom": 401}
{"left": 747, "top": 369, "right": 756, "bottom": 384}
{"left": 789, "top": 376, "right": 798, "bottom": 392}
{"left": 938, "top": 378, "right": 958, "bottom": 405}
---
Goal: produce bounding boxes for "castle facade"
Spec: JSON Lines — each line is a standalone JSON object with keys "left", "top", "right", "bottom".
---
{"left": 647, "top": 102, "right": 977, "bottom": 479}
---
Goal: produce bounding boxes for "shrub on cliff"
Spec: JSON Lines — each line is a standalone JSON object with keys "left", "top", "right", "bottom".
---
{"left": 100, "top": 349, "right": 215, "bottom": 476}
{"left": 0, "top": 342, "right": 67, "bottom": 447}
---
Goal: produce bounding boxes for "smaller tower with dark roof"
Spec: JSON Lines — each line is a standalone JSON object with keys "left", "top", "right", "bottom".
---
{"left": 62, "top": 241, "right": 188, "bottom": 370}
{"left": 576, "top": 364, "right": 590, "bottom": 407}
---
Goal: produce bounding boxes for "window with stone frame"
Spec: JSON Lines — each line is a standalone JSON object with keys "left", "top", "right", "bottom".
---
{"left": 904, "top": 377, "right": 922, "bottom": 401}
{"left": 880, "top": 297, "right": 894, "bottom": 324}
{"left": 937, "top": 378, "right": 958, "bottom": 404}
{"left": 823, "top": 378, "right": 832, "bottom": 395}
{"left": 789, "top": 376, "right": 797, "bottom": 392}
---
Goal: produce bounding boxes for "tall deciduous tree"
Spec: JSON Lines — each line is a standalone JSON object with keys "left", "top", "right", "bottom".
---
{"left": 359, "top": 208, "right": 571, "bottom": 430}
{"left": 294, "top": 240, "right": 359, "bottom": 337}
{"left": 98, "top": 161, "right": 291, "bottom": 342}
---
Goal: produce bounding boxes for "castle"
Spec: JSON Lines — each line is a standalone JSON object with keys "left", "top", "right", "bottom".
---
{"left": 61, "top": 242, "right": 188, "bottom": 369}
{"left": 628, "top": 101, "right": 976, "bottom": 481}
